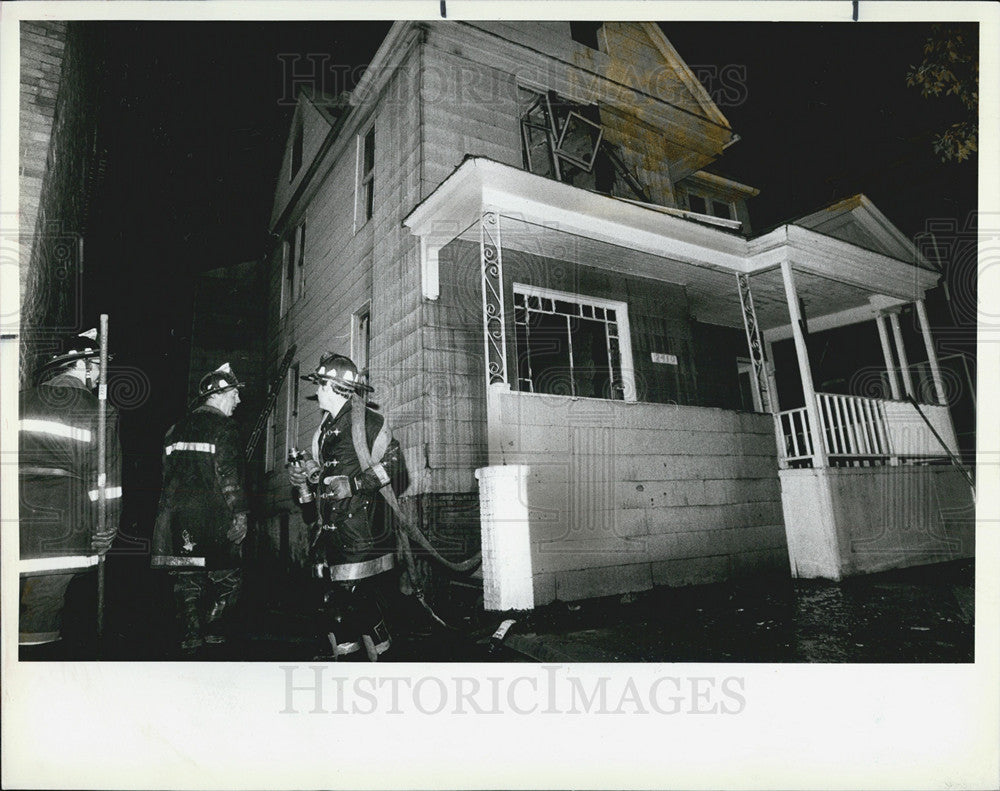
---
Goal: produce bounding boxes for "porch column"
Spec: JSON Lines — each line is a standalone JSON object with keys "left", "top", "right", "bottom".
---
{"left": 480, "top": 209, "right": 508, "bottom": 387}
{"left": 874, "top": 314, "right": 902, "bottom": 400}
{"left": 915, "top": 298, "right": 947, "bottom": 406}
{"left": 780, "top": 261, "right": 828, "bottom": 468}
{"left": 736, "top": 272, "right": 773, "bottom": 413}
{"left": 764, "top": 340, "right": 781, "bottom": 412}
{"left": 889, "top": 311, "right": 915, "bottom": 398}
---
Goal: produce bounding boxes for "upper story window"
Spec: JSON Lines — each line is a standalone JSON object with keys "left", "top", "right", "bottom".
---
{"left": 685, "top": 191, "right": 735, "bottom": 220}
{"left": 290, "top": 116, "right": 304, "bottom": 181}
{"left": 357, "top": 124, "right": 375, "bottom": 225}
{"left": 570, "top": 22, "right": 602, "bottom": 50}
{"left": 513, "top": 284, "right": 635, "bottom": 401}
{"left": 280, "top": 222, "right": 306, "bottom": 316}
{"left": 352, "top": 302, "right": 371, "bottom": 378}
{"left": 518, "top": 85, "right": 648, "bottom": 202}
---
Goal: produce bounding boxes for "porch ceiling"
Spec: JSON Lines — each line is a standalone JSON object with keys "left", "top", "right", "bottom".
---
{"left": 459, "top": 216, "right": 892, "bottom": 331}
{"left": 404, "top": 158, "right": 940, "bottom": 330}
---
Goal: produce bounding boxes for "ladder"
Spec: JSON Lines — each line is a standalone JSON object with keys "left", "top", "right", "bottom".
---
{"left": 245, "top": 345, "right": 297, "bottom": 461}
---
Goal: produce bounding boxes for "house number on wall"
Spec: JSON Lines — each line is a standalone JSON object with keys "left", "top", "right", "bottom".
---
{"left": 651, "top": 352, "right": 678, "bottom": 365}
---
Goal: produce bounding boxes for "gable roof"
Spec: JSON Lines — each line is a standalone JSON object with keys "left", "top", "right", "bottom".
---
{"left": 792, "top": 194, "right": 933, "bottom": 269}
{"left": 641, "top": 23, "right": 731, "bottom": 129}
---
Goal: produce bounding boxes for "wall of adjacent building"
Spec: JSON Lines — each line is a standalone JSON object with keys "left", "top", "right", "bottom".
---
{"left": 19, "top": 22, "right": 104, "bottom": 385}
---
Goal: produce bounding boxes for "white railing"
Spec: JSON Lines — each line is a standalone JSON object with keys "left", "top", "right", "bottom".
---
{"left": 776, "top": 392, "right": 961, "bottom": 467}
{"left": 777, "top": 406, "right": 815, "bottom": 465}
{"left": 778, "top": 393, "right": 891, "bottom": 466}
{"left": 816, "top": 393, "right": 891, "bottom": 458}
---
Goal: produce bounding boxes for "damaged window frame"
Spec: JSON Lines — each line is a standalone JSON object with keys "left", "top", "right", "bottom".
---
{"left": 518, "top": 84, "right": 649, "bottom": 202}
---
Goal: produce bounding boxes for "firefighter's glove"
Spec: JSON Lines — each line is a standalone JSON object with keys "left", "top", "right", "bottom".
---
{"left": 323, "top": 474, "right": 353, "bottom": 501}
{"left": 227, "top": 512, "right": 248, "bottom": 544}
{"left": 287, "top": 466, "right": 309, "bottom": 488}
{"left": 91, "top": 528, "right": 116, "bottom": 554}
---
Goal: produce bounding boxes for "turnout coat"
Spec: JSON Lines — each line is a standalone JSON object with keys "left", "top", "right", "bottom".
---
{"left": 152, "top": 404, "right": 248, "bottom": 570}
{"left": 300, "top": 400, "right": 409, "bottom": 573}
{"left": 18, "top": 373, "right": 122, "bottom": 573}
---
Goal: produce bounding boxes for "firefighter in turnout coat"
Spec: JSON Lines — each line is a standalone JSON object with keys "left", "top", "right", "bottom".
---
{"left": 288, "top": 353, "right": 408, "bottom": 660}
{"left": 152, "top": 363, "right": 248, "bottom": 655}
{"left": 18, "top": 329, "right": 121, "bottom": 651}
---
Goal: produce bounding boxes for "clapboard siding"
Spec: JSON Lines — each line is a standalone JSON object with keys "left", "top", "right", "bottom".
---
{"left": 487, "top": 389, "right": 786, "bottom": 604}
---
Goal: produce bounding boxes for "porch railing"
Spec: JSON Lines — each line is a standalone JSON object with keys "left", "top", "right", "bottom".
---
{"left": 776, "top": 392, "right": 956, "bottom": 467}
{"left": 776, "top": 407, "right": 815, "bottom": 466}
{"left": 816, "top": 393, "right": 891, "bottom": 459}
{"left": 778, "top": 394, "right": 888, "bottom": 467}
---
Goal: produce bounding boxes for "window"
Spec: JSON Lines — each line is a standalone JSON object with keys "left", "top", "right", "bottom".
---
{"left": 279, "top": 240, "right": 291, "bottom": 317}
{"left": 570, "top": 22, "right": 602, "bottom": 50}
{"left": 280, "top": 223, "right": 306, "bottom": 315}
{"left": 513, "top": 284, "right": 634, "bottom": 401}
{"left": 352, "top": 302, "right": 371, "bottom": 378}
{"left": 518, "top": 85, "right": 646, "bottom": 200}
{"left": 712, "top": 200, "right": 733, "bottom": 220}
{"left": 295, "top": 223, "right": 306, "bottom": 300}
{"left": 290, "top": 116, "right": 303, "bottom": 181}
{"left": 687, "top": 194, "right": 707, "bottom": 215}
{"left": 684, "top": 189, "right": 735, "bottom": 220}
{"left": 357, "top": 125, "right": 375, "bottom": 225}
{"left": 284, "top": 362, "right": 300, "bottom": 458}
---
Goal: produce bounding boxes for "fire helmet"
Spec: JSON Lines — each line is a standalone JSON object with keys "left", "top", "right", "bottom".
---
{"left": 192, "top": 362, "right": 244, "bottom": 407}
{"left": 301, "top": 352, "right": 372, "bottom": 399}
{"left": 38, "top": 328, "right": 111, "bottom": 377}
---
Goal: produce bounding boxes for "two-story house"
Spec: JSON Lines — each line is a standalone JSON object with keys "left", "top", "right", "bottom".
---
{"left": 261, "top": 21, "right": 973, "bottom": 610}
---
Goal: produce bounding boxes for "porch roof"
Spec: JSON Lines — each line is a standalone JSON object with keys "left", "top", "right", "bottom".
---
{"left": 403, "top": 157, "right": 940, "bottom": 331}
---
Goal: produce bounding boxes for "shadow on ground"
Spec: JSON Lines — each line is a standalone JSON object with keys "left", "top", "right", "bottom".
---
{"left": 21, "top": 558, "right": 973, "bottom": 663}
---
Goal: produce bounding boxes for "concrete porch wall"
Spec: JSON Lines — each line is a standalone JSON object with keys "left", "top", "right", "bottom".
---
{"left": 487, "top": 386, "right": 787, "bottom": 605}
{"left": 779, "top": 465, "right": 975, "bottom": 579}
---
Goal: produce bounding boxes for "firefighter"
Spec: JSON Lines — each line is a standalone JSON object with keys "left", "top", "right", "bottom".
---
{"left": 151, "top": 363, "right": 249, "bottom": 656}
{"left": 288, "top": 352, "right": 409, "bottom": 660}
{"left": 18, "top": 329, "right": 121, "bottom": 656}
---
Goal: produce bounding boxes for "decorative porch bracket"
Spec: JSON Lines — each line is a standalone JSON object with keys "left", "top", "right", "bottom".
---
{"left": 480, "top": 210, "right": 508, "bottom": 386}
{"left": 736, "top": 272, "right": 773, "bottom": 413}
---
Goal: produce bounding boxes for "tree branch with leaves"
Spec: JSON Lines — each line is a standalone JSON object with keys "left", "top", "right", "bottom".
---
{"left": 906, "top": 24, "right": 978, "bottom": 163}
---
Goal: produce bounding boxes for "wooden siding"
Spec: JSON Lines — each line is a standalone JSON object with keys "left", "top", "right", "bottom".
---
{"left": 269, "top": 97, "right": 336, "bottom": 229}
{"left": 487, "top": 389, "right": 787, "bottom": 604}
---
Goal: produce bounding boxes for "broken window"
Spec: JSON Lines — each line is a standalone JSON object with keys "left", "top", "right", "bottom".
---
{"left": 518, "top": 86, "right": 647, "bottom": 201}
{"left": 570, "top": 21, "right": 602, "bottom": 50}
{"left": 513, "top": 286, "right": 631, "bottom": 401}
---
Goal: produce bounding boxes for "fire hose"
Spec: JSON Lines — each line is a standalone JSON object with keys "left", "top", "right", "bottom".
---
{"left": 349, "top": 391, "right": 481, "bottom": 628}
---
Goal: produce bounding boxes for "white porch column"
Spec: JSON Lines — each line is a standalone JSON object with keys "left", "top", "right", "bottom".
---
{"left": 875, "top": 314, "right": 902, "bottom": 400}
{"left": 915, "top": 298, "right": 948, "bottom": 406}
{"left": 764, "top": 340, "right": 781, "bottom": 413}
{"left": 780, "top": 261, "right": 828, "bottom": 468}
{"left": 889, "top": 311, "right": 915, "bottom": 398}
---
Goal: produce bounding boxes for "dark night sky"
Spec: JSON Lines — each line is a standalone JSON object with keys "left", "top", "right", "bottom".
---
{"left": 69, "top": 20, "right": 977, "bottom": 525}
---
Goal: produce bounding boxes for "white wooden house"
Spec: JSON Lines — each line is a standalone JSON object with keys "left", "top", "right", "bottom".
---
{"left": 262, "top": 21, "right": 973, "bottom": 609}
